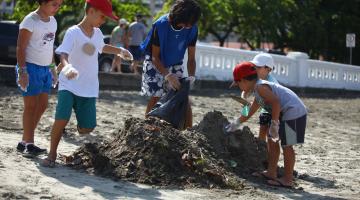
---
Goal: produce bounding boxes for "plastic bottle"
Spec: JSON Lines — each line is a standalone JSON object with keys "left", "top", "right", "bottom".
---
{"left": 241, "top": 105, "right": 250, "bottom": 117}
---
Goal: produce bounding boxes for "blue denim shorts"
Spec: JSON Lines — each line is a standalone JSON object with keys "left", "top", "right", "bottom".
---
{"left": 55, "top": 90, "right": 97, "bottom": 129}
{"left": 15, "top": 62, "right": 52, "bottom": 96}
{"left": 141, "top": 60, "right": 184, "bottom": 97}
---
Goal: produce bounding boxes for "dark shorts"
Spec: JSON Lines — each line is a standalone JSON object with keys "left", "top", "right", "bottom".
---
{"left": 15, "top": 62, "right": 52, "bottom": 96}
{"left": 277, "top": 115, "right": 307, "bottom": 146}
{"left": 259, "top": 112, "right": 272, "bottom": 126}
{"left": 55, "top": 90, "right": 97, "bottom": 129}
{"left": 141, "top": 60, "right": 184, "bottom": 97}
{"left": 129, "top": 45, "right": 143, "bottom": 61}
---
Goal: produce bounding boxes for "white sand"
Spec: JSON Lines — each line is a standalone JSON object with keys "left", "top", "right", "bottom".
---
{"left": 0, "top": 87, "right": 359, "bottom": 200}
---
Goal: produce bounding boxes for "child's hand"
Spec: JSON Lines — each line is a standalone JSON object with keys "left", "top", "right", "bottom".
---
{"left": 186, "top": 76, "right": 196, "bottom": 86}
{"left": 118, "top": 47, "right": 133, "bottom": 61}
{"left": 269, "top": 120, "right": 280, "bottom": 142}
{"left": 61, "top": 64, "right": 79, "bottom": 80}
{"left": 225, "top": 118, "right": 241, "bottom": 133}
{"left": 165, "top": 73, "right": 181, "bottom": 90}
{"left": 51, "top": 70, "right": 58, "bottom": 88}
{"left": 17, "top": 67, "right": 29, "bottom": 92}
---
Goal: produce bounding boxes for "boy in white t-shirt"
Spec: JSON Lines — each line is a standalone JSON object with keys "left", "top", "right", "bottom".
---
{"left": 16, "top": 0, "right": 62, "bottom": 157}
{"left": 42, "top": 0, "right": 132, "bottom": 167}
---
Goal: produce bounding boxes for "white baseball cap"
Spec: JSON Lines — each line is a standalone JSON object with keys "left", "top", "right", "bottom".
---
{"left": 250, "top": 53, "right": 275, "bottom": 69}
{"left": 119, "top": 18, "right": 128, "bottom": 25}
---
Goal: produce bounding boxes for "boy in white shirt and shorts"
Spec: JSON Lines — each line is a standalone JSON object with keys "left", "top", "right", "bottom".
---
{"left": 42, "top": 0, "right": 132, "bottom": 167}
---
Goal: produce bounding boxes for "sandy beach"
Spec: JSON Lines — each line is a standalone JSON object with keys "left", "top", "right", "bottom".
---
{"left": 0, "top": 86, "right": 359, "bottom": 200}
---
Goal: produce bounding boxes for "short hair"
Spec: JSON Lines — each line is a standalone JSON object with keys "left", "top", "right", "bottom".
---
{"left": 169, "top": 0, "right": 201, "bottom": 26}
{"left": 243, "top": 73, "right": 258, "bottom": 81}
{"left": 37, "top": 0, "right": 51, "bottom": 4}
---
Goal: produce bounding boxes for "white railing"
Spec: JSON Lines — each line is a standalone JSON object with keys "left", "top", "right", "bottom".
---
{"left": 184, "top": 44, "right": 360, "bottom": 91}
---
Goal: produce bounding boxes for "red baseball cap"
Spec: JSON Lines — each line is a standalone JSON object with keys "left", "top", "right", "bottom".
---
{"left": 230, "top": 62, "right": 257, "bottom": 87}
{"left": 86, "top": 0, "right": 119, "bottom": 21}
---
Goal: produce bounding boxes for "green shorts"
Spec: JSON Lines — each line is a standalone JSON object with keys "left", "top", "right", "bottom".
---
{"left": 55, "top": 90, "right": 96, "bottom": 129}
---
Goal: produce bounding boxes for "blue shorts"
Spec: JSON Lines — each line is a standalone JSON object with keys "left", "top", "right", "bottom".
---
{"left": 141, "top": 60, "right": 184, "bottom": 97}
{"left": 55, "top": 90, "right": 97, "bottom": 129}
{"left": 276, "top": 115, "right": 307, "bottom": 146}
{"left": 15, "top": 63, "right": 52, "bottom": 96}
{"left": 129, "top": 45, "right": 143, "bottom": 61}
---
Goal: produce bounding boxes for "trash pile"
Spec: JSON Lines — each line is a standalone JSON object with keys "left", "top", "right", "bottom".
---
{"left": 64, "top": 111, "right": 267, "bottom": 189}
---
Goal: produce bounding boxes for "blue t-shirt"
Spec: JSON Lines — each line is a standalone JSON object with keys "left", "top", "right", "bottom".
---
{"left": 140, "top": 14, "right": 198, "bottom": 68}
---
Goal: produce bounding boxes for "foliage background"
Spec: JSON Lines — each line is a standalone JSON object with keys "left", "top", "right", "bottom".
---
{"left": 4, "top": 0, "right": 360, "bottom": 65}
{"left": 8, "top": 0, "right": 150, "bottom": 43}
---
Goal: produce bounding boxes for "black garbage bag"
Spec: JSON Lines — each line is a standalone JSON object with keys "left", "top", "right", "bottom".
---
{"left": 147, "top": 79, "right": 190, "bottom": 130}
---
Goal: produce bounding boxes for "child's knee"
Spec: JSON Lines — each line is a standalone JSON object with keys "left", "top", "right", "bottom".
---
{"left": 77, "top": 127, "right": 94, "bottom": 134}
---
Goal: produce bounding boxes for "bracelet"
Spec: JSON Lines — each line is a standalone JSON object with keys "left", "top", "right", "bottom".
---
{"left": 18, "top": 67, "right": 27, "bottom": 74}
{"left": 49, "top": 63, "right": 56, "bottom": 68}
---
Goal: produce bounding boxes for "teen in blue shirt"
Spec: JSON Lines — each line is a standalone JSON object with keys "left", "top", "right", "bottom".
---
{"left": 140, "top": 0, "right": 201, "bottom": 128}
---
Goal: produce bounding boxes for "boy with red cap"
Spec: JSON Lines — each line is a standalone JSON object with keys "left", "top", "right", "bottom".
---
{"left": 42, "top": 0, "right": 133, "bottom": 167}
{"left": 226, "top": 61, "right": 307, "bottom": 188}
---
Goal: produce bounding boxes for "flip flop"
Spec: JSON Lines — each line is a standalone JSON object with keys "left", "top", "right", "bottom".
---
{"left": 41, "top": 157, "right": 56, "bottom": 168}
{"left": 267, "top": 179, "right": 294, "bottom": 189}
{"left": 251, "top": 171, "right": 275, "bottom": 180}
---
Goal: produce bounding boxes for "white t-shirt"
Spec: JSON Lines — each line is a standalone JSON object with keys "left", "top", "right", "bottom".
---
{"left": 55, "top": 25, "right": 105, "bottom": 97}
{"left": 19, "top": 12, "right": 57, "bottom": 66}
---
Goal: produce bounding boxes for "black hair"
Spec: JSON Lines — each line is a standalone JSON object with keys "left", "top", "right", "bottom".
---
{"left": 243, "top": 73, "right": 258, "bottom": 81}
{"left": 169, "top": 0, "right": 201, "bottom": 26}
{"left": 37, "top": 0, "right": 51, "bottom": 4}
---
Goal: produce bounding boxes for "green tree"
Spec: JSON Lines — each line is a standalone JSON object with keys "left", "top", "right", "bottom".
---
{"left": 9, "top": 0, "right": 150, "bottom": 42}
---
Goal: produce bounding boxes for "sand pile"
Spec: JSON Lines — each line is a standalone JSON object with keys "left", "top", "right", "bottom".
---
{"left": 64, "top": 111, "right": 267, "bottom": 189}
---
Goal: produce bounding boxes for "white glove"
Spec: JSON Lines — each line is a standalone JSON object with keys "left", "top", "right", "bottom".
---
{"left": 165, "top": 73, "right": 181, "bottom": 90}
{"left": 269, "top": 120, "right": 280, "bottom": 142}
{"left": 118, "top": 47, "right": 133, "bottom": 61}
{"left": 225, "top": 118, "right": 241, "bottom": 133}
{"left": 61, "top": 64, "right": 79, "bottom": 80}
{"left": 51, "top": 70, "right": 58, "bottom": 88}
{"left": 186, "top": 76, "right": 196, "bottom": 85}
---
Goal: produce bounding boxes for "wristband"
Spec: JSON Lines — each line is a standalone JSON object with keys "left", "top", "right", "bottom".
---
{"left": 49, "top": 63, "right": 56, "bottom": 68}
{"left": 18, "top": 67, "right": 27, "bottom": 74}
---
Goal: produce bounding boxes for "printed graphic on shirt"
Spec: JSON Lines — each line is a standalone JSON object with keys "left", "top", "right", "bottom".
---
{"left": 41, "top": 32, "right": 55, "bottom": 46}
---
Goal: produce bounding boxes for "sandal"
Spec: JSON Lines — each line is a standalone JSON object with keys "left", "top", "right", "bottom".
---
{"left": 267, "top": 179, "right": 294, "bottom": 189}
{"left": 252, "top": 171, "right": 275, "bottom": 180}
{"left": 41, "top": 157, "right": 56, "bottom": 168}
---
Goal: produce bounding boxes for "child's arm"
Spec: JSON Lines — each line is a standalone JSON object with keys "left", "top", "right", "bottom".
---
{"left": 102, "top": 44, "right": 133, "bottom": 60}
{"left": 239, "top": 99, "right": 260, "bottom": 123}
{"left": 58, "top": 53, "right": 78, "bottom": 80}
{"left": 59, "top": 53, "right": 70, "bottom": 66}
{"left": 16, "top": 28, "right": 32, "bottom": 89}
{"left": 16, "top": 29, "right": 32, "bottom": 68}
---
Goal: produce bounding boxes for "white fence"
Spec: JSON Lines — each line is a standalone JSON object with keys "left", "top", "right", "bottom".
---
{"left": 185, "top": 44, "right": 360, "bottom": 91}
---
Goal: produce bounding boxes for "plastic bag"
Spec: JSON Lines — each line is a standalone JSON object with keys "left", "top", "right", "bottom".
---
{"left": 148, "top": 79, "right": 190, "bottom": 130}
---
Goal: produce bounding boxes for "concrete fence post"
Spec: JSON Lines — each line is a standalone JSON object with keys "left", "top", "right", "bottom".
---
{"left": 287, "top": 52, "right": 309, "bottom": 87}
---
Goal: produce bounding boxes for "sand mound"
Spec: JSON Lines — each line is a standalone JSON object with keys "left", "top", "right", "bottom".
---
{"left": 65, "top": 111, "right": 267, "bottom": 189}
